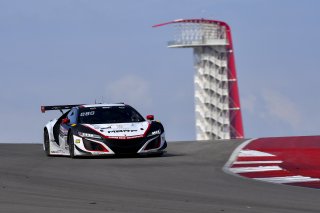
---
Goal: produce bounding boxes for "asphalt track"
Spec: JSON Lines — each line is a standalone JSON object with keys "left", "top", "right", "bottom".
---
{"left": 1, "top": 141, "right": 320, "bottom": 213}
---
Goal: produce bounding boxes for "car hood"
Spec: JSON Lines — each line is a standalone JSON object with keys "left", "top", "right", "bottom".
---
{"left": 83, "top": 121, "right": 150, "bottom": 139}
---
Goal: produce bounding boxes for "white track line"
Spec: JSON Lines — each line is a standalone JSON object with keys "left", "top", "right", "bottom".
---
{"left": 223, "top": 139, "right": 257, "bottom": 174}
{"left": 255, "top": 176, "right": 320, "bottom": 184}
{"left": 229, "top": 166, "right": 282, "bottom": 173}
{"left": 233, "top": 161, "right": 283, "bottom": 165}
{"left": 239, "top": 150, "right": 275, "bottom": 157}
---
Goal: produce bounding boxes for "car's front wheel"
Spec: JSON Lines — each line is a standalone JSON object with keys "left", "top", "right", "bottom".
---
{"left": 68, "top": 132, "right": 75, "bottom": 158}
{"left": 44, "top": 129, "right": 51, "bottom": 156}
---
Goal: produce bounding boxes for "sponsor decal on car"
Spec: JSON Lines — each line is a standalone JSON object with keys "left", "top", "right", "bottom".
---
{"left": 108, "top": 135, "right": 144, "bottom": 140}
{"left": 150, "top": 130, "right": 161, "bottom": 135}
{"left": 107, "top": 129, "right": 138, "bottom": 133}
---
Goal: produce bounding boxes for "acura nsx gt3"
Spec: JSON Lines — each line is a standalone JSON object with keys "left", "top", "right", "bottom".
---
{"left": 41, "top": 103, "right": 167, "bottom": 157}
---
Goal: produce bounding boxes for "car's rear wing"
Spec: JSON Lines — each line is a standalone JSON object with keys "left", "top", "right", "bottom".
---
{"left": 41, "top": 104, "right": 83, "bottom": 113}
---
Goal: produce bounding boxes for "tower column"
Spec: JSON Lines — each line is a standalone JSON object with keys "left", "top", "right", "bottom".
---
{"left": 153, "top": 19, "right": 244, "bottom": 140}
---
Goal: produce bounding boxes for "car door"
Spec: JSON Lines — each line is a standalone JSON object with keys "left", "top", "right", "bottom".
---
{"left": 59, "top": 108, "right": 78, "bottom": 150}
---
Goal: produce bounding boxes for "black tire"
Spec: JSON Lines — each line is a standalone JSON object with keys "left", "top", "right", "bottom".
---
{"left": 44, "top": 129, "right": 51, "bottom": 156}
{"left": 68, "top": 132, "right": 75, "bottom": 158}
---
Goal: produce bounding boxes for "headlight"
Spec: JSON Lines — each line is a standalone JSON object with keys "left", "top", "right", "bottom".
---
{"left": 147, "top": 129, "right": 161, "bottom": 137}
{"left": 78, "top": 132, "right": 102, "bottom": 139}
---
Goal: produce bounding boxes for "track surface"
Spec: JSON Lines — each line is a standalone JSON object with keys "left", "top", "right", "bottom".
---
{"left": 1, "top": 141, "right": 320, "bottom": 213}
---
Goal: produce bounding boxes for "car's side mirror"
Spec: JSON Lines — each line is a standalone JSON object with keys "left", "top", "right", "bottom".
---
{"left": 62, "top": 118, "right": 70, "bottom": 124}
{"left": 146, "top": 115, "right": 154, "bottom": 121}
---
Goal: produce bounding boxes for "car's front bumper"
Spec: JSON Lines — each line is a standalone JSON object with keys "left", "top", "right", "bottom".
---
{"left": 72, "top": 133, "right": 166, "bottom": 156}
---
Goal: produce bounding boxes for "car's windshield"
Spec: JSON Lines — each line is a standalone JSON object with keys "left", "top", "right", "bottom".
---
{"left": 78, "top": 106, "right": 145, "bottom": 124}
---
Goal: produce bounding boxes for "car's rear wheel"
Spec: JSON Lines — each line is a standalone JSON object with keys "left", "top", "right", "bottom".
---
{"left": 68, "top": 132, "right": 75, "bottom": 158}
{"left": 44, "top": 129, "right": 51, "bottom": 156}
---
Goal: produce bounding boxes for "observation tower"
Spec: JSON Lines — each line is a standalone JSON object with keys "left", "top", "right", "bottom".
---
{"left": 153, "top": 19, "right": 244, "bottom": 140}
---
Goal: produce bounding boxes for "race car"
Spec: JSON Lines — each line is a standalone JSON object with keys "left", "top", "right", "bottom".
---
{"left": 41, "top": 103, "right": 167, "bottom": 157}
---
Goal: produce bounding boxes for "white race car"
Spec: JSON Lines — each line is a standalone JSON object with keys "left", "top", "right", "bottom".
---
{"left": 41, "top": 103, "right": 167, "bottom": 157}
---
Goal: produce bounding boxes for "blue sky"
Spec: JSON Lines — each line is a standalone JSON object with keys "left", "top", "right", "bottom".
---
{"left": 0, "top": 0, "right": 319, "bottom": 142}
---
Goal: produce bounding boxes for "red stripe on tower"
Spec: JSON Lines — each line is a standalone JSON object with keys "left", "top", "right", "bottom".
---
{"left": 225, "top": 24, "right": 244, "bottom": 138}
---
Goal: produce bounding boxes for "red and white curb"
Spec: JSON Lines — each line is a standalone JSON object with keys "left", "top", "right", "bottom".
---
{"left": 224, "top": 139, "right": 320, "bottom": 186}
